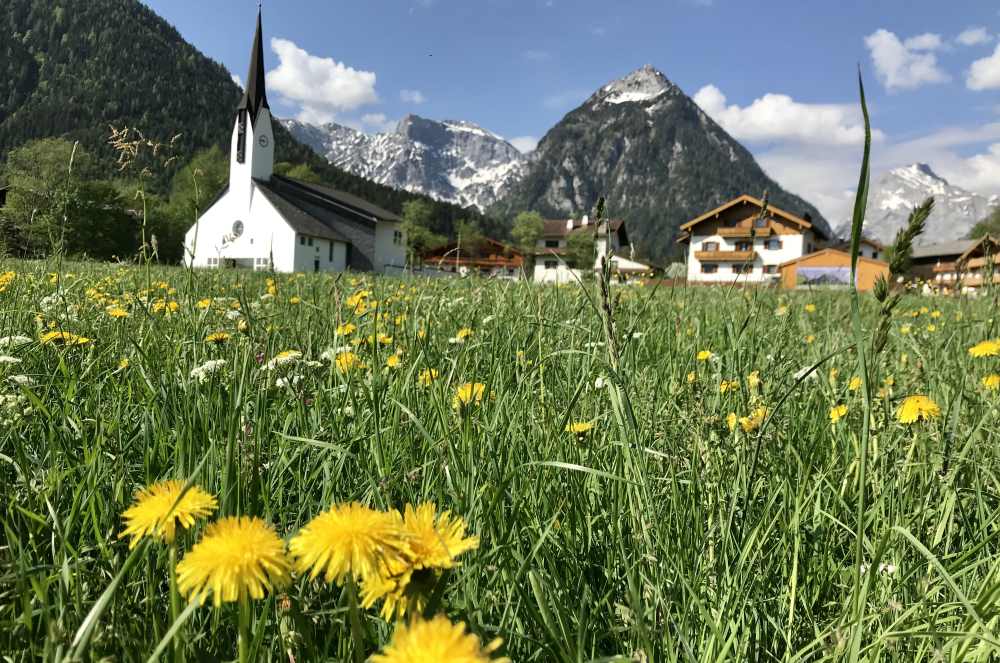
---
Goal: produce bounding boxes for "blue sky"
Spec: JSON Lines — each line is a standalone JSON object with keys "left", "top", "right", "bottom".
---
{"left": 143, "top": 0, "right": 1000, "bottom": 222}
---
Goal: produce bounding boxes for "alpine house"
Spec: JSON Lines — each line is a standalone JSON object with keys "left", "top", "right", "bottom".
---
{"left": 184, "top": 11, "right": 407, "bottom": 273}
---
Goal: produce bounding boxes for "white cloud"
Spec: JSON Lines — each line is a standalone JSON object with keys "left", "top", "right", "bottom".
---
{"left": 231, "top": 74, "right": 243, "bottom": 89}
{"left": 903, "top": 33, "right": 944, "bottom": 51}
{"left": 957, "top": 27, "right": 992, "bottom": 47}
{"left": 968, "top": 44, "right": 1000, "bottom": 90}
{"left": 267, "top": 37, "right": 378, "bottom": 124}
{"left": 361, "top": 113, "right": 396, "bottom": 133}
{"left": 509, "top": 136, "right": 539, "bottom": 153}
{"left": 865, "top": 29, "right": 950, "bottom": 91}
{"left": 693, "top": 84, "right": 883, "bottom": 146}
{"left": 400, "top": 89, "right": 427, "bottom": 104}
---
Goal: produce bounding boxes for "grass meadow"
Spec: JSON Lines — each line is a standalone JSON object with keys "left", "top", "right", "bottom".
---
{"left": 0, "top": 259, "right": 999, "bottom": 661}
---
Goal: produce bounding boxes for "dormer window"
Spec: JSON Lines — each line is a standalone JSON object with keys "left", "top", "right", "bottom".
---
{"left": 754, "top": 216, "right": 768, "bottom": 228}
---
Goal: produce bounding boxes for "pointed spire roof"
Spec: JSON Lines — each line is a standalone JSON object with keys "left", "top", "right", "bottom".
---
{"left": 236, "top": 9, "right": 270, "bottom": 121}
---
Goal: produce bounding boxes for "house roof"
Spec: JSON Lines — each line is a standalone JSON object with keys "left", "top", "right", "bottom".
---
{"left": 910, "top": 240, "right": 977, "bottom": 260}
{"left": 236, "top": 10, "right": 270, "bottom": 123}
{"left": 541, "top": 218, "right": 625, "bottom": 238}
{"left": 680, "top": 195, "right": 824, "bottom": 238}
{"left": 778, "top": 248, "right": 888, "bottom": 269}
{"left": 255, "top": 181, "right": 349, "bottom": 243}
{"left": 271, "top": 175, "right": 402, "bottom": 223}
{"left": 956, "top": 234, "right": 998, "bottom": 263}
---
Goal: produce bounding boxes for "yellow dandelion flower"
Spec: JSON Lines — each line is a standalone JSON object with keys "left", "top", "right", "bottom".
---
{"left": 930, "top": 310, "right": 941, "bottom": 319}
{"left": 175, "top": 516, "right": 291, "bottom": 607}
{"left": 336, "top": 322, "right": 357, "bottom": 336}
{"left": 289, "top": 503, "right": 410, "bottom": 584}
{"left": 719, "top": 379, "right": 739, "bottom": 394}
{"left": 386, "top": 353, "right": 402, "bottom": 369}
{"left": 925, "top": 324, "right": 936, "bottom": 333}
{"left": 726, "top": 412, "right": 737, "bottom": 432}
{"left": 118, "top": 357, "right": 130, "bottom": 370}
{"left": 417, "top": 368, "right": 440, "bottom": 386}
{"left": 206, "top": 331, "right": 230, "bottom": 344}
{"left": 119, "top": 480, "right": 217, "bottom": 549}
{"left": 747, "top": 370, "right": 761, "bottom": 389}
{"left": 829, "top": 404, "right": 848, "bottom": 424}
{"left": 371, "top": 615, "right": 508, "bottom": 663}
{"left": 896, "top": 395, "right": 941, "bottom": 424}
{"left": 289, "top": 296, "right": 301, "bottom": 305}
{"left": 739, "top": 406, "right": 767, "bottom": 432}
{"left": 565, "top": 421, "right": 594, "bottom": 434}
{"left": 40, "top": 331, "right": 91, "bottom": 346}
{"left": 335, "top": 351, "right": 365, "bottom": 373}
{"left": 456, "top": 327, "right": 474, "bottom": 341}
{"left": 981, "top": 374, "right": 1000, "bottom": 391}
{"left": 696, "top": 350, "right": 713, "bottom": 361}
{"left": 805, "top": 303, "right": 816, "bottom": 313}
{"left": 969, "top": 340, "right": 1000, "bottom": 358}
{"left": 418, "top": 328, "right": 427, "bottom": 340}
{"left": 686, "top": 371, "right": 696, "bottom": 384}
{"left": 453, "top": 382, "right": 486, "bottom": 409}
{"left": 848, "top": 376, "right": 862, "bottom": 391}
{"left": 775, "top": 304, "right": 788, "bottom": 316}
{"left": 196, "top": 298, "right": 212, "bottom": 310}
{"left": 107, "top": 307, "right": 129, "bottom": 319}
{"left": 805, "top": 334, "right": 816, "bottom": 344}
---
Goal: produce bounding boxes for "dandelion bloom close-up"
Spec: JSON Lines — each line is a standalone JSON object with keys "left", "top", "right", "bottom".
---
{"left": 370, "top": 615, "right": 508, "bottom": 663}
{"left": 829, "top": 404, "right": 848, "bottom": 424}
{"left": 453, "top": 382, "right": 486, "bottom": 409}
{"left": 335, "top": 351, "right": 365, "bottom": 373}
{"left": 896, "top": 395, "right": 941, "bottom": 424}
{"left": 565, "top": 421, "right": 594, "bottom": 434}
{"left": 175, "top": 516, "right": 291, "bottom": 607}
{"left": 289, "top": 502, "right": 410, "bottom": 584}
{"left": 982, "top": 374, "right": 1000, "bottom": 391}
{"left": 696, "top": 350, "right": 713, "bottom": 361}
{"left": 40, "top": 331, "right": 91, "bottom": 346}
{"left": 418, "top": 368, "right": 439, "bottom": 386}
{"left": 968, "top": 340, "right": 1000, "bottom": 358}
{"left": 119, "top": 480, "right": 217, "bottom": 548}
{"left": 205, "top": 331, "right": 230, "bottom": 344}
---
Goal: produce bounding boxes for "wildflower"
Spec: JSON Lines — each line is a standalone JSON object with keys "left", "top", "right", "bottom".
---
{"left": 982, "top": 374, "right": 1000, "bottom": 391}
{"left": 335, "top": 351, "right": 365, "bottom": 373}
{"left": 900, "top": 324, "right": 912, "bottom": 335}
{"left": 196, "top": 298, "right": 212, "bottom": 309}
{"left": 40, "top": 331, "right": 91, "bottom": 346}
{"left": 968, "top": 340, "right": 1000, "bottom": 358}
{"left": 107, "top": 307, "right": 129, "bottom": 319}
{"left": 696, "top": 350, "right": 713, "bottom": 361}
{"left": 0, "top": 271, "right": 15, "bottom": 292}
{"left": 289, "top": 503, "right": 410, "bottom": 584}
{"left": 930, "top": 310, "right": 941, "bottom": 319}
{"left": 370, "top": 615, "right": 508, "bottom": 663}
{"left": 265, "top": 350, "right": 302, "bottom": 370}
{"left": 9, "top": 374, "right": 34, "bottom": 387}
{"left": 335, "top": 322, "right": 357, "bottom": 336}
{"left": 375, "top": 334, "right": 393, "bottom": 345}
{"left": 386, "top": 353, "right": 402, "bottom": 369}
{"left": 747, "top": 370, "right": 761, "bottom": 389}
{"left": 456, "top": 327, "right": 474, "bottom": 341}
{"left": 686, "top": 371, "right": 696, "bottom": 384}
{"left": 775, "top": 305, "right": 788, "bottom": 316}
{"left": 565, "top": 421, "right": 594, "bottom": 435}
{"left": 453, "top": 382, "right": 486, "bottom": 410}
{"left": 0, "top": 355, "right": 21, "bottom": 365}
{"left": 418, "top": 368, "right": 439, "bottom": 386}
{"left": 119, "top": 480, "right": 217, "bottom": 548}
{"left": 896, "top": 395, "right": 941, "bottom": 424}
{"left": 190, "top": 359, "right": 226, "bottom": 383}
{"left": 726, "top": 412, "right": 737, "bottom": 432}
{"left": 719, "top": 379, "right": 739, "bottom": 394}
{"left": 205, "top": 331, "right": 230, "bottom": 344}
{"left": 0, "top": 335, "right": 33, "bottom": 349}
{"left": 289, "top": 296, "right": 301, "bottom": 305}
{"left": 805, "top": 303, "right": 816, "bottom": 313}
{"left": 739, "top": 406, "right": 767, "bottom": 432}
{"left": 805, "top": 334, "right": 815, "bottom": 344}
{"left": 848, "top": 376, "right": 862, "bottom": 391}
{"left": 925, "top": 324, "right": 936, "bottom": 333}
{"left": 361, "top": 503, "right": 478, "bottom": 619}
{"left": 118, "top": 358, "right": 130, "bottom": 370}
{"left": 829, "top": 404, "right": 848, "bottom": 424}
{"left": 175, "top": 516, "right": 292, "bottom": 607}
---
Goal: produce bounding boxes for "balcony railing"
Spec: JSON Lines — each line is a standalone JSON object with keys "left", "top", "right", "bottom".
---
{"left": 695, "top": 250, "right": 757, "bottom": 262}
{"left": 717, "top": 227, "right": 772, "bottom": 238}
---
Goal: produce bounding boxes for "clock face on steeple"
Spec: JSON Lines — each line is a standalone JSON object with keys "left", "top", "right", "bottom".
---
{"left": 258, "top": 135, "right": 269, "bottom": 148}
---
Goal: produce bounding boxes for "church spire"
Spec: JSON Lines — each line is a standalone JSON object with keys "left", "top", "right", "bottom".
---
{"left": 236, "top": 9, "right": 269, "bottom": 122}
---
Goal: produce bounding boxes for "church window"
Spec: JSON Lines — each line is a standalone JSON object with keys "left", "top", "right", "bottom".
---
{"left": 236, "top": 111, "right": 247, "bottom": 164}
{"left": 299, "top": 236, "right": 305, "bottom": 246}
{"left": 232, "top": 220, "right": 244, "bottom": 237}
{"left": 393, "top": 230, "right": 403, "bottom": 245}
{"left": 329, "top": 242, "right": 334, "bottom": 261}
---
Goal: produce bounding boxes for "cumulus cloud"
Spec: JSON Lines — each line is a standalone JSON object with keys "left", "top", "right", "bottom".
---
{"left": 267, "top": 37, "right": 378, "bottom": 124}
{"left": 400, "top": 89, "right": 427, "bottom": 104}
{"left": 865, "top": 29, "right": 950, "bottom": 90}
{"left": 231, "top": 74, "right": 243, "bottom": 89}
{"left": 968, "top": 44, "right": 1000, "bottom": 90}
{"left": 361, "top": 113, "right": 396, "bottom": 133}
{"left": 957, "top": 27, "right": 992, "bottom": 47}
{"left": 509, "top": 136, "right": 539, "bottom": 153}
{"left": 693, "top": 85, "right": 883, "bottom": 146}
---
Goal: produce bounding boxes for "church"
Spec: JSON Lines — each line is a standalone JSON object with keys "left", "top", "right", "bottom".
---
{"left": 184, "top": 12, "right": 407, "bottom": 273}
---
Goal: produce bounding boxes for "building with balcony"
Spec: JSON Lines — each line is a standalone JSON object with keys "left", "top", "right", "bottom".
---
{"left": 911, "top": 235, "right": 1000, "bottom": 290}
{"left": 677, "top": 195, "right": 829, "bottom": 284}
{"left": 534, "top": 216, "right": 646, "bottom": 283}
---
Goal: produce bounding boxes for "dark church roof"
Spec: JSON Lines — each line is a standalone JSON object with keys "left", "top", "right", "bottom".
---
{"left": 236, "top": 10, "right": 270, "bottom": 122}
{"left": 252, "top": 174, "right": 400, "bottom": 242}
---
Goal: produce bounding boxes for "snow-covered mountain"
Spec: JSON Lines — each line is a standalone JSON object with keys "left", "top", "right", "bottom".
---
{"left": 838, "top": 164, "right": 996, "bottom": 245}
{"left": 282, "top": 115, "right": 526, "bottom": 211}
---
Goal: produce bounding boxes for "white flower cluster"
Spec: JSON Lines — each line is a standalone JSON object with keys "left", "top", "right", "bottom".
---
{"left": 190, "top": 359, "right": 227, "bottom": 383}
{"left": 0, "top": 335, "right": 33, "bottom": 349}
{"left": 0, "top": 392, "right": 32, "bottom": 425}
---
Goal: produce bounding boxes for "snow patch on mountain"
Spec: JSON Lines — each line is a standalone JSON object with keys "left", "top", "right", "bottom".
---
{"left": 282, "top": 114, "right": 526, "bottom": 211}
{"left": 594, "top": 64, "right": 674, "bottom": 105}
{"left": 836, "top": 164, "right": 996, "bottom": 245}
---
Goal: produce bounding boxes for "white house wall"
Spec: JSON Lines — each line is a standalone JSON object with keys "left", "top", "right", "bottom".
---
{"left": 374, "top": 221, "right": 407, "bottom": 273}
{"left": 686, "top": 232, "right": 808, "bottom": 283}
{"left": 292, "top": 237, "right": 348, "bottom": 273}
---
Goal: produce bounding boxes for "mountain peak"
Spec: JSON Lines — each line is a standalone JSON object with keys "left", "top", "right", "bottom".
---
{"left": 593, "top": 65, "right": 676, "bottom": 105}
{"left": 893, "top": 162, "right": 947, "bottom": 184}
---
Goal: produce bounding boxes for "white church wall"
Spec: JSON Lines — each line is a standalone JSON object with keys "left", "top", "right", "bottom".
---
{"left": 374, "top": 222, "right": 406, "bottom": 272}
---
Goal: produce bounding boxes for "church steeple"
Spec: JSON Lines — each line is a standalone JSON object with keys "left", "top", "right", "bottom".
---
{"left": 236, "top": 9, "right": 270, "bottom": 122}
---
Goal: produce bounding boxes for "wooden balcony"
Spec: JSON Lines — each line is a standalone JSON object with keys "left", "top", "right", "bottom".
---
{"left": 717, "top": 227, "right": 772, "bottom": 238}
{"left": 932, "top": 262, "right": 957, "bottom": 273}
{"left": 695, "top": 250, "right": 757, "bottom": 262}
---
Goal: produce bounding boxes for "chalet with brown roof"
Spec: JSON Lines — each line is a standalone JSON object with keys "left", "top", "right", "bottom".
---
{"left": 422, "top": 237, "right": 524, "bottom": 278}
{"left": 913, "top": 235, "right": 1000, "bottom": 289}
{"left": 534, "top": 215, "right": 643, "bottom": 282}
{"left": 677, "top": 195, "right": 829, "bottom": 283}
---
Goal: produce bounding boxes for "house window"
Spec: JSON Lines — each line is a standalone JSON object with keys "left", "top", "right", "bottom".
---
{"left": 734, "top": 263, "right": 753, "bottom": 274}
{"left": 764, "top": 239, "right": 783, "bottom": 250}
{"left": 308, "top": 237, "right": 314, "bottom": 247}
{"left": 701, "top": 264, "right": 718, "bottom": 274}
{"left": 754, "top": 216, "right": 768, "bottom": 228}
{"left": 545, "top": 239, "right": 560, "bottom": 248}
{"left": 544, "top": 260, "right": 558, "bottom": 270}
{"left": 872, "top": 251, "right": 878, "bottom": 260}
{"left": 735, "top": 241, "right": 752, "bottom": 252}
{"left": 393, "top": 230, "right": 403, "bottom": 245}
{"left": 702, "top": 241, "right": 719, "bottom": 251}
{"left": 763, "top": 265, "right": 777, "bottom": 274}
{"left": 807, "top": 243, "right": 814, "bottom": 253}
{"left": 329, "top": 242, "right": 334, "bottom": 261}
{"left": 299, "top": 236, "right": 305, "bottom": 246}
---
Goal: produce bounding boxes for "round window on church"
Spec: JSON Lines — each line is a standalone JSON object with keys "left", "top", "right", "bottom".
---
{"left": 258, "top": 135, "right": 269, "bottom": 148}
{"left": 232, "top": 220, "right": 244, "bottom": 237}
